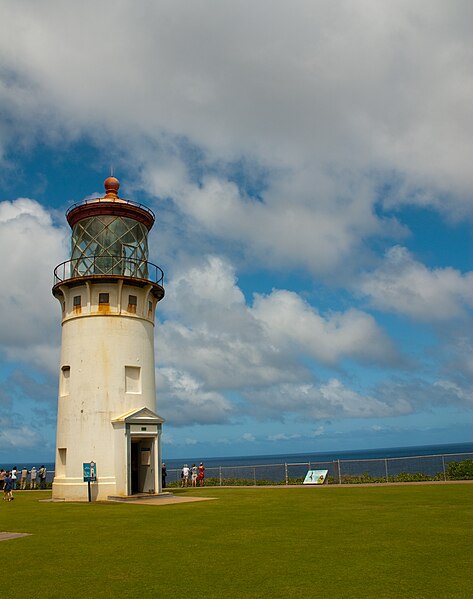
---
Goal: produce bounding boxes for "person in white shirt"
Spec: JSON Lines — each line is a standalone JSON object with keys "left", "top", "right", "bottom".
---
{"left": 11, "top": 467, "right": 17, "bottom": 490}
{"left": 181, "top": 464, "right": 190, "bottom": 487}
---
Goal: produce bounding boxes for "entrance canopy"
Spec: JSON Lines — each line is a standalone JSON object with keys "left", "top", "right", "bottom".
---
{"left": 112, "top": 406, "right": 164, "bottom": 428}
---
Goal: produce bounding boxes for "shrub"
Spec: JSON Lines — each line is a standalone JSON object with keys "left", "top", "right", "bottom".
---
{"left": 286, "top": 477, "right": 305, "bottom": 485}
{"left": 389, "top": 472, "right": 434, "bottom": 483}
{"left": 447, "top": 460, "right": 473, "bottom": 480}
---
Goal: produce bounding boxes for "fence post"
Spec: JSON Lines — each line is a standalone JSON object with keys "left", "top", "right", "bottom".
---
{"left": 285, "top": 463, "right": 288, "bottom": 486}
{"left": 442, "top": 456, "right": 447, "bottom": 481}
{"left": 385, "top": 458, "right": 389, "bottom": 482}
{"left": 219, "top": 466, "right": 222, "bottom": 486}
{"left": 337, "top": 460, "right": 342, "bottom": 485}
{"left": 253, "top": 467, "right": 256, "bottom": 486}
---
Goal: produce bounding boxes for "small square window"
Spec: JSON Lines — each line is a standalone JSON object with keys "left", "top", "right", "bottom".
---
{"left": 128, "top": 294, "right": 137, "bottom": 314}
{"left": 60, "top": 366, "right": 70, "bottom": 396}
{"left": 58, "top": 448, "right": 67, "bottom": 466}
{"left": 148, "top": 300, "right": 153, "bottom": 312}
{"left": 73, "top": 296, "right": 81, "bottom": 307}
{"left": 99, "top": 293, "right": 109, "bottom": 304}
{"left": 125, "top": 366, "right": 141, "bottom": 393}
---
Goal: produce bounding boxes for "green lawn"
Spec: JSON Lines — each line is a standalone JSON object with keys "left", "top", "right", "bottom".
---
{"left": 1, "top": 484, "right": 471, "bottom": 598}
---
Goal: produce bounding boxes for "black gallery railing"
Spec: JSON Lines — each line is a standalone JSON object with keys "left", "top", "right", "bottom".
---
{"left": 53, "top": 256, "right": 164, "bottom": 286}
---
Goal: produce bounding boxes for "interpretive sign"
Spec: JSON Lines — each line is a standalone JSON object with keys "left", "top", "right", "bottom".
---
{"left": 83, "top": 461, "right": 97, "bottom": 502}
{"left": 83, "top": 461, "right": 97, "bottom": 482}
{"left": 303, "top": 469, "right": 328, "bottom": 485}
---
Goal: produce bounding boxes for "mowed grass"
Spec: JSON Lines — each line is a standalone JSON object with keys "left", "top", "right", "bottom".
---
{"left": 0, "top": 484, "right": 471, "bottom": 599}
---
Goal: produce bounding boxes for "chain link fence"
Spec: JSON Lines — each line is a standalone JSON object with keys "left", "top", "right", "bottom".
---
{"left": 166, "top": 452, "right": 473, "bottom": 487}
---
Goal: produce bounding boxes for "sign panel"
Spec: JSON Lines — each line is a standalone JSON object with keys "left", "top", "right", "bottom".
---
{"left": 140, "top": 448, "right": 151, "bottom": 466}
{"left": 83, "top": 462, "right": 97, "bottom": 482}
{"left": 303, "top": 469, "right": 328, "bottom": 485}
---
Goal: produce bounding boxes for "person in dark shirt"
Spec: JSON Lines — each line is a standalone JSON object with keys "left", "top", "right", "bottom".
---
{"left": 3, "top": 471, "right": 13, "bottom": 501}
{"left": 161, "top": 463, "right": 167, "bottom": 489}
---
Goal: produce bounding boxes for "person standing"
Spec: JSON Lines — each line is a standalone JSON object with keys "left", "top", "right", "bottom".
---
{"left": 3, "top": 471, "right": 13, "bottom": 501}
{"left": 11, "top": 466, "right": 17, "bottom": 490}
{"left": 0, "top": 469, "right": 5, "bottom": 491}
{"left": 30, "top": 466, "right": 37, "bottom": 489}
{"left": 38, "top": 465, "right": 47, "bottom": 490}
{"left": 198, "top": 462, "right": 205, "bottom": 487}
{"left": 191, "top": 464, "right": 198, "bottom": 487}
{"left": 20, "top": 467, "right": 28, "bottom": 490}
{"left": 181, "top": 464, "right": 190, "bottom": 487}
{"left": 161, "top": 463, "right": 167, "bottom": 489}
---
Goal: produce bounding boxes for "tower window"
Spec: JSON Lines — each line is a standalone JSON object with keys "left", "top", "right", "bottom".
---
{"left": 60, "top": 365, "right": 70, "bottom": 396}
{"left": 125, "top": 366, "right": 141, "bottom": 394}
{"left": 73, "top": 295, "right": 81, "bottom": 306}
{"left": 148, "top": 300, "right": 153, "bottom": 313}
{"left": 58, "top": 448, "right": 67, "bottom": 466}
{"left": 99, "top": 293, "right": 109, "bottom": 304}
{"left": 128, "top": 295, "right": 137, "bottom": 313}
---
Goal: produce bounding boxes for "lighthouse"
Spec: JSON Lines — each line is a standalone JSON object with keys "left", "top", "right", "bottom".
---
{"left": 52, "top": 176, "right": 165, "bottom": 501}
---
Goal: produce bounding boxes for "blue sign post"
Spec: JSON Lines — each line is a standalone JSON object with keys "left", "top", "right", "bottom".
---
{"left": 83, "top": 461, "right": 97, "bottom": 502}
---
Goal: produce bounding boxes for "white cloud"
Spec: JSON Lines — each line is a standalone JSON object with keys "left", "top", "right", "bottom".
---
{"left": 150, "top": 172, "right": 393, "bottom": 278}
{"left": 0, "top": 1, "right": 471, "bottom": 219}
{"left": 161, "top": 432, "right": 175, "bottom": 446}
{"left": 157, "top": 256, "right": 308, "bottom": 390}
{"left": 0, "top": 199, "right": 67, "bottom": 372}
{"left": 267, "top": 433, "right": 301, "bottom": 442}
{"left": 371, "top": 425, "right": 385, "bottom": 432}
{"left": 0, "top": 424, "right": 43, "bottom": 450}
{"left": 1, "top": 1, "right": 471, "bottom": 448}
{"left": 156, "top": 256, "right": 398, "bottom": 401}
{"left": 156, "top": 367, "right": 234, "bottom": 425}
{"left": 150, "top": 254, "right": 419, "bottom": 426}
{"left": 376, "top": 377, "right": 473, "bottom": 410}
{"left": 242, "top": 433, "right": 256, "bottom": 442}
{"left": 252, "top": 289, "right": 398, "bottom": 366}
{"left": 359, "top": 246, "right": 473, "bottom": 320}
{"left": 318, "top": 379, "right": 406, "bottom": 418}
{"left": 244, "top": 380, "right": 413, "bottom": 420}
{"left": 433, "top": 380, "right": 472, "bottom": 405}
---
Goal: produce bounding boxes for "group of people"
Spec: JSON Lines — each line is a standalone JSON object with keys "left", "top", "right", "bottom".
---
{"left": 0, "top": 466, "right": 48, "bottom": 501}
{"left": 181, "top": 463, "right": 205, "bottom": 487}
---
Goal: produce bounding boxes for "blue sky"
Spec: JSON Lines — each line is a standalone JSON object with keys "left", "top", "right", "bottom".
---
{"left": 0, "top": 1, "right": 472, "bottom": 463}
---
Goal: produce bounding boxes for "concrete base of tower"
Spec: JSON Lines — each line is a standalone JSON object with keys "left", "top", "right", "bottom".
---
{"left": 52, "top": 476, "right": 118, "bottom": 502}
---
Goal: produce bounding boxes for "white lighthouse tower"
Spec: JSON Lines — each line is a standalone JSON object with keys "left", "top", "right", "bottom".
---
{"left": 52, "top": 176, "right": 165, "bottom": 501}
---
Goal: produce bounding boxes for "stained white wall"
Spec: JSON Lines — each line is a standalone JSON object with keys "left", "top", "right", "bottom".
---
{"left": 52, "top": 281, "right": 159, "bottom": 501}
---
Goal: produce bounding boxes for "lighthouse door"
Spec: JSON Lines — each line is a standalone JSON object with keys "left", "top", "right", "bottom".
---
{"left": 130, "top": 437, "right": 155, "bottom": 494}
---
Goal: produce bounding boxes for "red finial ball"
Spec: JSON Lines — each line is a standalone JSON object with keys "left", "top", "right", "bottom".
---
{"left": 104, "top": 176, "right": 120, "bottom": 197}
